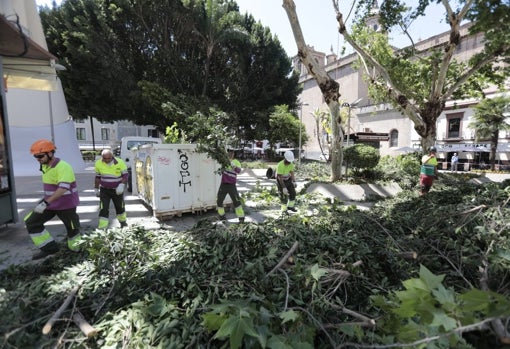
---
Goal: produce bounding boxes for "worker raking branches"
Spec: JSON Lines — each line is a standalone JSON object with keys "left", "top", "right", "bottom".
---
{"left": 216, "top": 149, "right": 246, "bottom": 223}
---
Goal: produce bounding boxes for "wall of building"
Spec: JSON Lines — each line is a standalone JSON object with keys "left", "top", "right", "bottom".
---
{"left": 295, "top": 22, "right": 509, "bottom": 168}
{"left": 74, "top": 117, "right": 160, "bottom": 151}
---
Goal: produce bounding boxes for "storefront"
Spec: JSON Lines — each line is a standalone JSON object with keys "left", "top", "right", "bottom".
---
{"left": 436, "top": 142, "right": 510, "bottom": 171}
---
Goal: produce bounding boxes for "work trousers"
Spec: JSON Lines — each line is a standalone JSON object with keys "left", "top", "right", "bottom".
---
{"left": 277, "top": 179, "right": 296, "bottom": 206}
{"left": 25, "top": 208, "right": 80, "bottom": 251}
{"left": 99, "top": 187, "right": 125, "bottom": 218}
{"left": 217, "top": 183, "right": 242, "bottom": 209}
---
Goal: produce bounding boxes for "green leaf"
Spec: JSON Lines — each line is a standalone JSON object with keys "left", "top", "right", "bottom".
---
{"left": 279, "top": 310, "right": 299, "bottom": 324}
{"left": 214, "top": 316, "right": 258, "bottom": 349}
{"left": 459, "top": 289, "right": 492, "bottom": 312}
{"left": 432, "top": 284, "right": 456, "bottom": 307}
{"left": 310, "top": 264, "right": 327, "bottom": 281}
{"left": 267, "top": 335, "right": 293, "bottom": 349}
{"left": 429, "top": 310, "right": 457, "bottom": 331}
{"left": 419, "top": 265, "right": 445, "bottom": 290}
{"left": 495, "top": 249, "right": 510, "bottom": 261}
{"left": 202, "top": 312, "right": 227, "bottom": 331}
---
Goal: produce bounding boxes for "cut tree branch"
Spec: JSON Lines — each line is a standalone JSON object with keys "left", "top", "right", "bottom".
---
{"left": 266, "top": 241, "right": 299, "bottom": 277}
{"left": 72, "top": 311, "right": 98, "bottom": 338}
{"left": 42, "top": 283, "right": 82, "bottom": 335}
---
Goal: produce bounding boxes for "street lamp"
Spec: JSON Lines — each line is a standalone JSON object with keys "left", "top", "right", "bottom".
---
{"left": 341, "top": 98, "right": 363, "bottom": 146}
{"left": 298, "top": 102, "right": 309, "bottom": 165}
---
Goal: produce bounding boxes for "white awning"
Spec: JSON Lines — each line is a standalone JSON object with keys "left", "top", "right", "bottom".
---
{"left": 3, "top": 57, "right": 59, "bottom": 91}
{"left": 0, "top": 14, "right": 59, "bottom": 91}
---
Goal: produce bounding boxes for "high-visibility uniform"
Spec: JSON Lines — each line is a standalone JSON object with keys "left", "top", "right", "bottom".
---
{"left": 420, "top": 155, "right": 438, "bottom": 194}
{"left": 24, "top": 158, "right": 81, "bottom": 252}
{"left": 276, "top": 160, "right": 296, "bottom": 211}
{"left": 217, "top": 159, "right": 245, "bottom": 220}
{"left": 95, "top": 157, "right": 128, "bottom": 229}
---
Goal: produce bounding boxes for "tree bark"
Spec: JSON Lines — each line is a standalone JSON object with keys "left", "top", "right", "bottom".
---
{"left": 42, "top": 284, "right": 82, "bottom": 335}
{"left": 282, "top": 0, "right": 343, "bottom": 180}
{"left": 72, "top": 311, "right": 98, "bottom": 338}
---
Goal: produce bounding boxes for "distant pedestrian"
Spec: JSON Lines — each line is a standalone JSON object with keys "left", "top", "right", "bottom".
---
{"left": 94, "top": 149, "right": 128, "bottom": 229}
{"left": 217, "top": 149, "right": 245, "bottom": 223}
{"left": 451, "top": 153, "right": 459, "bottom": 172}
{"left": 420, "top": 146, "right": 439, "bottom": 195}
{"left": 24, "top": 139, "right": 81, "bottom": 260}
{"left": 276, "top": 150, "right": 297, "bottom": 212}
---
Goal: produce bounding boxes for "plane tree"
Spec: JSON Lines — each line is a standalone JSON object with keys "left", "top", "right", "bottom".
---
{"left": 332, "top": 0, "right": 510, "bottom": 152}
{"left": 283, "top": 0, "right": 344, "bottom": 180}
{"left": 282, "top": 0, "right": 508, "bottom": 180}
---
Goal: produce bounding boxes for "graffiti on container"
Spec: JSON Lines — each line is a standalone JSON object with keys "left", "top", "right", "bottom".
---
{"left": 178, "top": 151, "right": 192, "bottom": 192}
{"left": 158, "top": 156, "right": 171, "bottom": 166}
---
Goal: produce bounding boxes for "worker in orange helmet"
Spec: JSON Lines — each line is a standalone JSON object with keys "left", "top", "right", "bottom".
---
{"left": 24, "top": 139, "right": 82, "bottom": 260}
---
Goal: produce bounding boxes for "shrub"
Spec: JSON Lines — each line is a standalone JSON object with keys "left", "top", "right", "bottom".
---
{"left": 344, "top": 144, "right": 380, "bottom": 174}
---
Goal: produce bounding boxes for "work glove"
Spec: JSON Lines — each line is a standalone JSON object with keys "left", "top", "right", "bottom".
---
{"left": 95, "top": 188, "right": 100, "bottom": 197}
{"left": 282, "top": 187, "right": 289, "bottom": 195}
{"left": 116, "top": 183, "right": 125, "bottom": 195}
{"left": 293, "top": 181, "right": 297, "bottom": 188}
{"left": 34, "top": 199, "right": 48, "bottom": 214}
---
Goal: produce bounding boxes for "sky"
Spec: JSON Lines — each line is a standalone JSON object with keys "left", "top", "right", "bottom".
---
{"left": 35, "top": 0, "right": 451, "bottom": 57}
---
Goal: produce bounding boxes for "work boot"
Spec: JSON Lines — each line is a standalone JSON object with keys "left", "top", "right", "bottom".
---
{"left": 219, "top": 215, "right": 227, "bottom": 221}
{"left": 238, "top": 217, "right": 245, "bottom": 223}
{"left": 120, "top": 221, "right": 128, "bottom": 228}
{"left": 32, "top": 244, "right": 59, "bottom": 260}
{"left": 287, "top": 207, "right": 297, "bottom": 212}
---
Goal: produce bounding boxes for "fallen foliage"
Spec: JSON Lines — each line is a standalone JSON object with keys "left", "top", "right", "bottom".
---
{"left": 1, "top": 177, "right": 509, "bottom": 348}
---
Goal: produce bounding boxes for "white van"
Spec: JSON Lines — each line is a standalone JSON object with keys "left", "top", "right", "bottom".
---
{"left": 119, "top": 136, "right": 162, "bottom": 191}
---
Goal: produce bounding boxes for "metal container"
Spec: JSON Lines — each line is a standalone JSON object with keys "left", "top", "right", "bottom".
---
{"left": 133, "top": 144, "right": 226, "bottom": 219}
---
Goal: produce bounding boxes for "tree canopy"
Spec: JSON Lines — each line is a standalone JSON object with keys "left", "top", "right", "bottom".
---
{"left": 335, "top": 0, "right": 510, "bottom": 151}
{"left": 267, "top": 104, "right": 308, "bottom": 150}
{"left": 39, "top": 0, "right": 301, "bottom": 141}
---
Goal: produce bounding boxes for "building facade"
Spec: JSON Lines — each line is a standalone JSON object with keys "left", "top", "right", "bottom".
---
{"left": 74, "top": 117, "right": 160, "bottom": 151}
{"left": 294, "top": 22, "right": 509, "bottom": 170}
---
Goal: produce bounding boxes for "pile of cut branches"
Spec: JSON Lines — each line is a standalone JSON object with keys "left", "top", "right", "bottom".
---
{"left": 1, "top": 179, "right": 509, "bottom": 348}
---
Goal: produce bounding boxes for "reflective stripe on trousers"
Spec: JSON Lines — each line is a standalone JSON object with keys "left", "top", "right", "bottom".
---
{"left": 29, "top": 229, "right": 55, "bottom": 248}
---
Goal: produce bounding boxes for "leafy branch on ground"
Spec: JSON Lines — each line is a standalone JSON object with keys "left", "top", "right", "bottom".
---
{"left": 1, "top": 174, "right": 509, "bottom": 348}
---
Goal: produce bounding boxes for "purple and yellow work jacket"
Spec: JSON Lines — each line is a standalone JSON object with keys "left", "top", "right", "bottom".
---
{"left": 41, "top": 158, "right": 80, "bottom": 210}
{"left": 94, "top": 157, "right": 128, "bottom": 189}
{"left": 221, "top": 159, "right": 242, "bottom": 184}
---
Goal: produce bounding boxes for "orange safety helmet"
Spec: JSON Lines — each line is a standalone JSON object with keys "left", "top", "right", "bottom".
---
{"left": 30, "top": 139, "right": 56, "bottom": 154}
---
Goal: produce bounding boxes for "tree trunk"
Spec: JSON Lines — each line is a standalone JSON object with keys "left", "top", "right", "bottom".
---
{"left": 282, "top": 0, "right": 343, "bottom": 180}
{"left": 490, "top": 131, "right": 498, "bottom": 170}
{"left": 416, "top": 102, "right": 442, "bottom": 152}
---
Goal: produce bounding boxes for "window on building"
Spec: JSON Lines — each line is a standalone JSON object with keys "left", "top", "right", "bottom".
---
{"left": 147, "top": 129, "right": 158, "bottom": 138}
{"left": 389, "top": 129, "right": 398, "bottom": 147}
{"left": 76, "top": 128, "right": 86, "bottom": 140}
{"left": 447, "top": 113, "right": 463, "bottom": 138}
{"left": 101, "top": 128, "right": 110, "bottom": 141}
